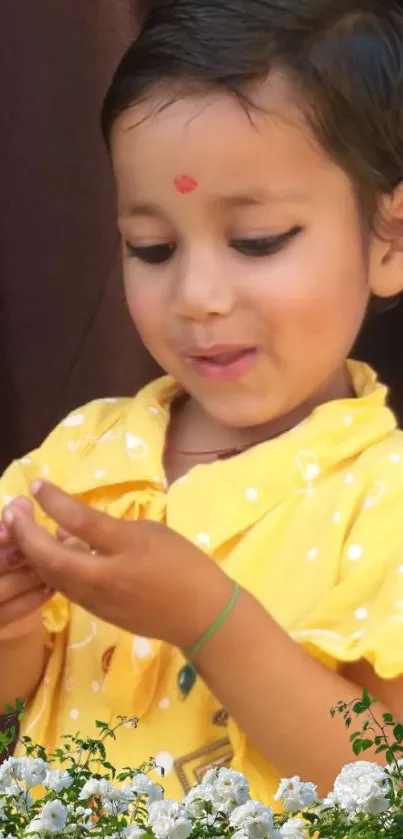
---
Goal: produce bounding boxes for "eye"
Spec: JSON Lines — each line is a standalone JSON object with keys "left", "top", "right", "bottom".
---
{"left": 230, "top": 226, "right": 302, "bottom": 257}
{"left": 125, "top": 242, "right": 176, "bottom": 265}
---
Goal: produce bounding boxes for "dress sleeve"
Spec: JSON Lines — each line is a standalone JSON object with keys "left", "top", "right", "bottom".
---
{"left": 292, "top": 473, "right": 403, "bottom": 679}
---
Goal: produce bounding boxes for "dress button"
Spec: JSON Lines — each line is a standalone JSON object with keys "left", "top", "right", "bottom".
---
{"left": 177, "top": 663, "right": 197, "bottom": 698}
{"left": 212, "top": 709, "right": 229, "bottom": 727}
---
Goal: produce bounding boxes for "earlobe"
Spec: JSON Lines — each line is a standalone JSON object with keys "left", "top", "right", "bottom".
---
{"left": 369, "top": 184, "right": 403, "bottom": 299}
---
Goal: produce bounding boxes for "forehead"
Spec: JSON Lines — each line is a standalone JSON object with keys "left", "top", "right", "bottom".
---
{"left": 110, "top": 80, "right": 344, "bottom": 206}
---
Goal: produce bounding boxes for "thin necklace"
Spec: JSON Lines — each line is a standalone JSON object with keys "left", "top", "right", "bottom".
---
{"left": 164, "top": 442, "right": 247, "bottom": 460}
{"left": 164, "top": 436, "right": 272, "bottom": 460}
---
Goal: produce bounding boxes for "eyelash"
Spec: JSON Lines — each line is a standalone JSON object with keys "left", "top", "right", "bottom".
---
{"left": 230, "top": 226, "right": 302, "bottom": 257}
{"left": 125, "top": 226, "right": 302, "bottom": 265}
{"left": 125, "top": 243, "right": 176, "bottom": 265}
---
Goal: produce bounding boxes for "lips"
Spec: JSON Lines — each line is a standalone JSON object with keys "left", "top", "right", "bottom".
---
{"left": 197, "top": 349, "right": 250, "bottom": 365}
{"left": 185, "top": 345, "right": 259, "bottom": 382}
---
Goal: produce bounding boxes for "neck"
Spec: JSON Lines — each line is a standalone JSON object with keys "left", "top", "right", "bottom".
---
{"left": 167, "top": 366, "right": 354, "bottom": 462}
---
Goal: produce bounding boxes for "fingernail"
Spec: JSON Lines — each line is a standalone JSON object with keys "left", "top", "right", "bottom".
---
{"left": 0, "top": 524, "right": 7, "bottom": 533}
{"left": 3, "top": 509, "right": 14, "bottom": 526}
{"left": 31, "top": 480, "right": 44, "bottom": 496}
{"left": 6, "top": 550, "right": 23, "bottom": 568}
{"left": 57, "top": 528, "right": 71, "bottom": 543}
{"left": 43, "top": 587, "right": 55, "bottom": 597}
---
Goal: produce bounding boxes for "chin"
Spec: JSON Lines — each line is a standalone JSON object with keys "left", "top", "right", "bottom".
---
{"left": 202, "top": 396, "right": 275, "bottom": 430}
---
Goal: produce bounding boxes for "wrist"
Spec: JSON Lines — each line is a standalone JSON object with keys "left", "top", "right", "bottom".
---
{"left": 184, "top": 580, "right": 241, "bottom": 660}
{"left": 178, "top": 565, "right": 237, "bottom": 652}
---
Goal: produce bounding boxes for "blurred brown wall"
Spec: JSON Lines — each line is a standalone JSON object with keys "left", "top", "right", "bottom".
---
{"left": 0, "top": 0, "right": 158, "bottom": 472}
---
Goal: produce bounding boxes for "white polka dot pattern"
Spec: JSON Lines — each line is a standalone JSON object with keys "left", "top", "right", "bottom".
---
{"left": 125, "top": 433, "right": 149, "bottom": 458}
{"left": 347, "top": 545, "right": 364, "bottom": 562}
{"left": 244, "top": 487, "right": 259, "bottom": 502}
{"left": 132, "top": 636, "right": 152, "bottom": 659}
{"left": 194, "top": 532, "right": 212, "bottom": 548}
{"left": 63, "top": 413, "right": 85, "bottom": 428}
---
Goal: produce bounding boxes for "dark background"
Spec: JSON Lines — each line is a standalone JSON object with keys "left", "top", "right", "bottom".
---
{"left": 0, "top": 0, "right": 402, "bottom": 475}
{"left": 0, "top": 0, "right": 158, "bottom": 473}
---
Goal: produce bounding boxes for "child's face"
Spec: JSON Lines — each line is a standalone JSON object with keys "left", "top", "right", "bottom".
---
{"left": 111, "top": 80, "right": 382, "bottom": 429}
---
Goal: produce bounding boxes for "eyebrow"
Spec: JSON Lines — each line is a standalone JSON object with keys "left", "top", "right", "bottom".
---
{"left": 213, "top": 190, "right": 309, "bottom": 208}
{"left": 120, "top": 202, "right": 163, "bottom": 218}
{"left": 120, "top": 189, "right": 308, "bottom": 218}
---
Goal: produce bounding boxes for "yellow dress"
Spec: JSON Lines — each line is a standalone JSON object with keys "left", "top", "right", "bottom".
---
{"left": 2, "top": 361, "right": 403, "bottom": 805}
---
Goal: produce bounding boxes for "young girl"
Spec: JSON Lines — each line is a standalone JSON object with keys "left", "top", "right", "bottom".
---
{"left": 1, "top": 0, "right": 403, "bottom": 806}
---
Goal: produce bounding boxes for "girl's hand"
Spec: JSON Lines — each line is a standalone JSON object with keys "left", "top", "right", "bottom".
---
{"left": 0, "top": 498, "right": 51, "bottom": 639}
{"left": 3, "top": 481, "right": 232, "bottom": 648}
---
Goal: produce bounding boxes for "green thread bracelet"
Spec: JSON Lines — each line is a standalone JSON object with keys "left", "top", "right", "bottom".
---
{"left": 184, "top": 581, "right": 241, "bottom": 660}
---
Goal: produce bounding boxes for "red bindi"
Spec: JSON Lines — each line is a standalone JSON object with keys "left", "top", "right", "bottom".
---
{"left": 173, "top": 174, "right": 199, "bottom": 194}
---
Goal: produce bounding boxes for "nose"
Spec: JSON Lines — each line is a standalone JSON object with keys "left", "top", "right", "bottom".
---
{"left": 171, "top": 247, "right": 235, "bottom": 320}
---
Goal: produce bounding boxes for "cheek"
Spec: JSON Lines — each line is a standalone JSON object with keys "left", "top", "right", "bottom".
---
{"left": 124, "top": 271, "right": 166, "bottom": 342}
{"left": 247, "top": 225, "right": 369, "bottom": 349}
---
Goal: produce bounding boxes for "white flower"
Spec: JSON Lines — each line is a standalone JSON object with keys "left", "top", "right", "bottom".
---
{"left": 127, "top": 774, "right": 163, "bottom": 802}
{"left": 44, "top": 770, "right": 73, "bottom": 793}
{"left": 202, "top": 768, "right": 249, "bottom": 815}
{"left": 230, "top": 801, "right": 276, "bottom": 838}
{"left": 279, "top": 817, "right": 307, "bottom": 838}
{"left": 5, "top": 785, "right": 33, "bottom": 814}
{"left": 125, "top": 829, "right": 147, "bottom": 839}
{"left": 148, "top": 800, "right": 192, "bottom": 839}
{"left": 0, "top": 758, "right": 22, "bottom": 788}
{"left": 74, "top": 806, "right": 92, "bottom": 818}
{"left": 25, "top": 817, "right": 46, "bottom": 837}
{"left": 274, "top": 777, "right": 318, "bottom": 813}
{"left": 79, "top": 776, "right": 128, "bottom": 809}
{"left": 19, "top": 759, "right": 50, "bottom": 789}
{"left": 183, "top": 785, "right": 210, "bottom": 818}
{"left": 324, "top": 761, "right": 390, "bottom": 815}
{"left": 25, "top": 800, "right": 67, "bottom": 835}
{"left": 103, "top": 796, "right": 130, "bottom": 816}
{"left": 78, "top": 778, "right": 102, "bottom": 800}
{"left": 71, "top": 805, "right": 93, "bottom": 829}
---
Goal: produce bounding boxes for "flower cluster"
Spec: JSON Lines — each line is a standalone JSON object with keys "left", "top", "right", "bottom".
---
{"left": 0, "top": 691, "right": 403, "bottom": 838}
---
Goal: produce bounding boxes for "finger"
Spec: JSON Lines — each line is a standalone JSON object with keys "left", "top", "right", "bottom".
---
{"left": 1, "top": 497, "right": 34, "bottom": 524}
{"left": 56, "top": 528, "right": 92, "bottom": 554}
{"left": 12, "top": 497, "right": 35, "bottom": 516}
{"left": 0, "top": 549, "right": 27, "bottom": 575}
{"left": 0, "top": 567, "right": 42, "bottom": 604}
{"left": 29, "top": 481, "right": 126, "bottom": 554}
{"left": 0, "top": 497, "right": 35, "bottom": 545}
{"left": 3, "top": 509, "right": 102, "bottom": 602}
{"left": 0, "top": 587, "right": 52, "bottom": 632}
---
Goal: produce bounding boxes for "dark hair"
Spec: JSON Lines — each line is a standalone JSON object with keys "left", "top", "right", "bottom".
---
{"left": 102, "top": 0, "right": 403, "bottom": 221}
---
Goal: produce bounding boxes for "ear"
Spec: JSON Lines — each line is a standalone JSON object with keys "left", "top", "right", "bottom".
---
{"left": 369, "top": 183, "right": 403, "bottom": 299}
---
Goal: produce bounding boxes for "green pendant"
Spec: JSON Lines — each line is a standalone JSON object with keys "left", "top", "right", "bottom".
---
{"left": 177, "top": 663, "right": 197, "bottom": 698}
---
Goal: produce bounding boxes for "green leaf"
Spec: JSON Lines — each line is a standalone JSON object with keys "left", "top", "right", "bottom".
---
{"left": 362, "top": 688, "right": 372, "bottom": 707}
{"left": 352, "top": 702, "right": 366, "bottom": 714}
{"left": 359, "top": 738, "right": 373, "bottom": 751}
{"left": 394, "top": 724, "right": 403, "bottom": 743}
